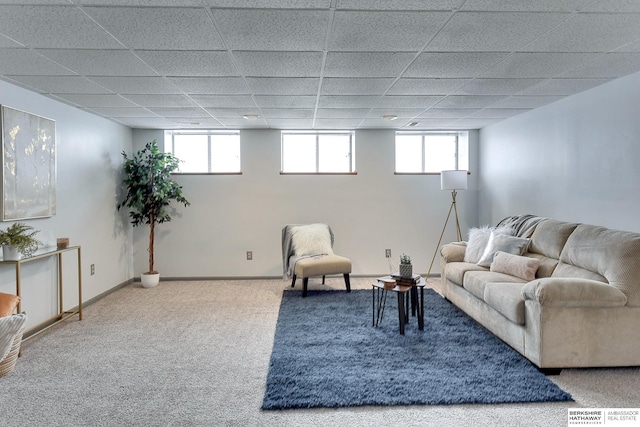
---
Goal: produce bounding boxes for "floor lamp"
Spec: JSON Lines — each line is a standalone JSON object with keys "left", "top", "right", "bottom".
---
{"left": 427, "top": 170, "right": 468, "bottom": 277}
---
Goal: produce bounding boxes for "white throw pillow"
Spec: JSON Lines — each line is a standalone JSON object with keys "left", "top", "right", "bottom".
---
{"left": 490, "top": 251, "right": 540, "bottom": 281}
{"left": 464, "top": 225, "right": 512, "bottom": 264}
{"left": 290, "top": 224, "right": 334, "bottom": 257}
{"left": 477, "top": 231, "right": 530, "bottom": 267}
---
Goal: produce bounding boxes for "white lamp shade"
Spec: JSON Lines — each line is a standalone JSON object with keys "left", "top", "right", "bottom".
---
{"left": 441, "top": 170, "right": 468, "bottom": 190}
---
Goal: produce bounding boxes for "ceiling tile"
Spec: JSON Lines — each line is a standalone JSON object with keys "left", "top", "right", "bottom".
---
{"left": 581, "top": 0, "right": 640, "bottom": 12}
{"left": 404, "top": 52, "right": 510, "bottom": 78}
{"left": 321, "top": 78, "right": 395, "bottom": 95}
{"left": 168, "top": 77, "right": 249, "bottom": 95}
{"left": 314, "top": 118, "right": 363, "bottom": 128}
{"left": 561, "top": 52, "right": 640, "bottom": 78}
{"left": 318, "top": 95, "right": 380, "bottom": 108}
{"left": 454, "top": 78, "right": 545, "bottom": 95}
{"left": 85, "top": 7, "right": 225, "bottom": 50}
{"left": 0, "top": 34, "right": 21, "bottom": 48}
{"left": 205, "top": 0, "right": 331, "bottom": 7}
{"left": 460, "top": 0, "right": 592, "bottom": 12}
{"left": 428, "top": 12, "right": 569, "bottom": 51}
{"left": 0, "top": 5, "right": 122, "bottom": 49}
{"left": 121, "top": 94, "right": 197, "bottom": 107}
{"left": 233, "top": 51, "right": 323, "bottom": 77}
{"left": 522, "top": 13, "right": 640, "bottom": 52}
{"left": 212, "top": 9, "right": 328, "bottom": 50}
{"left": 516, "top": 78, "right": 611, "bottom": 95}
{"left": 469, "top": 108, "right": 531, "bottom": 118}
{"left": 254, "top": 95, "right": 317, "bottom": 109}
{"left": 262, "top": 109, "right": 314, "bottom": 119}
{"left": 481, "top": 52, "right": 601, "bottom": 78}
{"left": 445, "top": 118, "right": 501, "bottom": 129}
{"left": 190, "top": 95, "right": 256, "bottom": 108}
{"left": 148, "top": 107, "right": 210, "bottom": 117}
{"left": 419, "top": 108, "right": 480, "bottom": 118}
{"left": 388, "top": 78, "right": 469, "bottom": 95}
{"left": 0, "top": 48, "right": 72, "bottom": 75}
{"left": 86, "top": 107, "right": 159, "bottom": 117}
{"left": 368, "top": 108, "right": 426, "bottom": 117}
{"left": 135, "top": 50, "right": 238, "bottom": 77}
{"left": 405, "top": 118, "right": 457, "bottom": 128}
{"left": 324, "top": 52, "right": 415, "bottom": 77}
{"left": 88, "top": 76, "right": 182, "bottom": 94}
{"left": 490, "top": 95, "right": 564, "bottom": 108}
{"left": 5, "top": 75, "right": 111, "bottom": 94}
{"left": 214, "top": 117, "right": 268, "bottom": 128}
{"left": 37, "top": 49, "right": 156, "bottom": 76}
{"left": 376, "top": 95, "right": 442, "bottom": 108}
{"left": 79, "top": 0, "right": 203, "bottom": 5}
{"left": 337, "top": 0, "right": 465, "bottom": 10}
{"left": 111, "top": 117, "right": 181, "bottom": 129}
{"left": 205, "top": 108, "right": 261, "bottom": 118}
{"left": 359, "top": 118, "right": 410, "bottom": 128}
{"left": 245, "top": 78, "right": 319, "bottom": 95}
{"left": 315, "top": 108, "right": 370, "bottom": 118}
{"left": 433, "top": 95, "right": 506, "bottom": 108}
{"left": 330, "top": 11, "right": 450, "bottom": 52}
{"left": 52, "top": 93, "right": 139, "bottom": 107}
{"left": 265, "top": 118, "right": 314, "bottom": 129}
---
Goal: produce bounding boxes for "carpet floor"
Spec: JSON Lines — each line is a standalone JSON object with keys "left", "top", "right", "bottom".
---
{"left": 263, "top": 289, "right": 572, "bottom": 409}
{"left": 0, "top": 278, "right": 637, "bottom": 426}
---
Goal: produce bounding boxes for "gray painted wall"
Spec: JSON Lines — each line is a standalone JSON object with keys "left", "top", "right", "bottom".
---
{"left": 479, "top": 70, "right": 640, "bottom": 233}
{"left": 131, "top": 128, "right": 479, "bottom": 279}
{"left": 0, "top": 80, "right": 133, "bottom": 330}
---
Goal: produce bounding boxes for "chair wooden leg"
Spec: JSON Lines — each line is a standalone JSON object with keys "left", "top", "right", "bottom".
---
{"left": 344, "top": 273, "right": 351, "bottom": 292}
{"left": 322, "top": 275, "right": 326, "bottom": 285}
{"left": 302, "top": 278, "right": 309, "bottom": 297}
{"left": 290, "top": 275, "right": 296, "bottom": 288}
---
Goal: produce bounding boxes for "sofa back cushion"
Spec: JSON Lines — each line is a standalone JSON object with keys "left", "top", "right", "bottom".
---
{"left": 557, "top": 224, "right": 640, "bottom": 307}
{"left": 529, "top": 219, "right": 579, "bottom": 259}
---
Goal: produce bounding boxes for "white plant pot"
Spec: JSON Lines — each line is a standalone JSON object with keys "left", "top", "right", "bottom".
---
{"left": 140, "top": 272, "right": 160, "bottom": 288}
{"left": 399, "top": 264, "right": 413, "bottom": 278}
{"left": 2, "top": 245, "right": 21, "bottom": 261}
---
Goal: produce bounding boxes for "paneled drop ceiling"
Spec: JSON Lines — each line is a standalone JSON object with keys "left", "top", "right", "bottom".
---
{"left": 1, "top": 0, "right": 640, "bottom": 130}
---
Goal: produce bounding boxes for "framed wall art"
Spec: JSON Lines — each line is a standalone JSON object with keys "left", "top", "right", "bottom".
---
{"left": 0, "top": 105, "right": 56, "bottom": 221}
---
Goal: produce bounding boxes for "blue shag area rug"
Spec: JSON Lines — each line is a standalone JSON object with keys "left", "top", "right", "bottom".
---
{"left": 262, "top": 289, "right": 572, "bottom": 410}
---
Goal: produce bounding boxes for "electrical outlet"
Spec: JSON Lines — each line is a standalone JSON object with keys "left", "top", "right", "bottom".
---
{"left": 385, "top": 249, "right": 391, "bottom": 258}
{"left": 246, "top": 251, "right": 253, "bottom": 260}
{"left": 90, "top": 264, "right": 95, "bottom": 275}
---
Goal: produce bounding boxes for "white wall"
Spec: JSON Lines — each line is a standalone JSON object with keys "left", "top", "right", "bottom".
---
{"left": 131, "top": 128, "right": 479, "bottom": 279}
{"left": 0, "top": 80, "right": 133, "bottom": 330}
{"left": 478, "top": 71, "right": 640, "bottom": 233}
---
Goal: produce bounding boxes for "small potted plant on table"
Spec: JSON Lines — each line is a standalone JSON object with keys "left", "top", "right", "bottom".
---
{"left": 0, "top": 222, "right": 42, "bottom": 260}
{"left": 399, "top": 253, "right": 412, "bottom": 278}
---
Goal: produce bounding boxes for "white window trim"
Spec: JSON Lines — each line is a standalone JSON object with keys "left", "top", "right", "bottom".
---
{"left": 280, "top": 130, "right": 356, "bottom": 175}
{"left": 394, "top": 131, "right": 468, "bottom": 175}
{"left": 164, "top": 130, "right": 241, "bottom": 175}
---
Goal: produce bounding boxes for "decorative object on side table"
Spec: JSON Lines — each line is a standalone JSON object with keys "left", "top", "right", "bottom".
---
{"left": 0, "top": 222, "right": 42, "bottom": 260}
{"left": 56, "top": 238, "right": 69, "bottom": 249}
{"left": 118, "top": 139, "right": 190, "bottom": 288}
{"left": 399, "top": 253, "right": 412, "bottom": 278}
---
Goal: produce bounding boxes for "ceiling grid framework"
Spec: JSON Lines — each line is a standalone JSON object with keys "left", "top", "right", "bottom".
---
{"left": 0, "top": 0, "right": 639, "bottom": 130}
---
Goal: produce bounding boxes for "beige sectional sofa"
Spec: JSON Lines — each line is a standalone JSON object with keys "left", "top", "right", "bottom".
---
{"left": 438, "top": 215, "right": 640, "bottom": 370}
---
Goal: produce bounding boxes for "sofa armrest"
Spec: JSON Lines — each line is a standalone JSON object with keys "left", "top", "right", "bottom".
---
{"left": 440, "top": 242, "right": 466, "bottom": 263}
{"left": 521, "top": 277, "right": 628, "bottom": 308}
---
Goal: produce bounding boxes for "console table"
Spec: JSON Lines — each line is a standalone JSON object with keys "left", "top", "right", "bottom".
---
{"left": 0, "top": 245, "right": 82, "bottom": 342}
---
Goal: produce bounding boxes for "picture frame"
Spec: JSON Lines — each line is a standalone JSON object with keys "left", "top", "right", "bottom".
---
{"left": 0, "top": 105, "right": 56, "bottom": 221}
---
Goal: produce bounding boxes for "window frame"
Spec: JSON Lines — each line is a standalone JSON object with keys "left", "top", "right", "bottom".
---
{"left": 280, "top": 130, "right": 356, "bottom": 175}
{"left": 164, "top": 130, "right": 241, "bottom": 175}
{"left": 394, "top": 131, "right": 468, "bottom": 175}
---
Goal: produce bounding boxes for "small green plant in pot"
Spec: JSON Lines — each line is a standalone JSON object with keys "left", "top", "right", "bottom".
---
{"left": 0, "top": 222, "right": 43, "bottom": 260}
{"left": 118, "top": 139, "right": 190, "bottom": 288}
{"left": 399, "top": 253, "right": 412, "bottom": 278}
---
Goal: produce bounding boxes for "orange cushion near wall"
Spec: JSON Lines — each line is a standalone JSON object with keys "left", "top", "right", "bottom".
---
{"left": 0, "top": 292, "right": 20, "bottom": 317}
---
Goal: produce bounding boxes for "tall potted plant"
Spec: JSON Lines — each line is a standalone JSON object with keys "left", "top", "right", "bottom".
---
{"left": 118, "top": 140, "right": 190, "bottom": 288}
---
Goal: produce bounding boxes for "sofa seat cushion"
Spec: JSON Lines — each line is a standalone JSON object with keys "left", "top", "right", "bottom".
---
{"left": 522, "top": 277, "right": 628, "bottom": 308}
{"left": 444, "top": 262, "right": 487, "bottom": 287}
{"left": 463, "top": 270, "right": 526, "bottom": 301}
{"left": 484, "top": 283, "right": 526, "bottom": 325}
